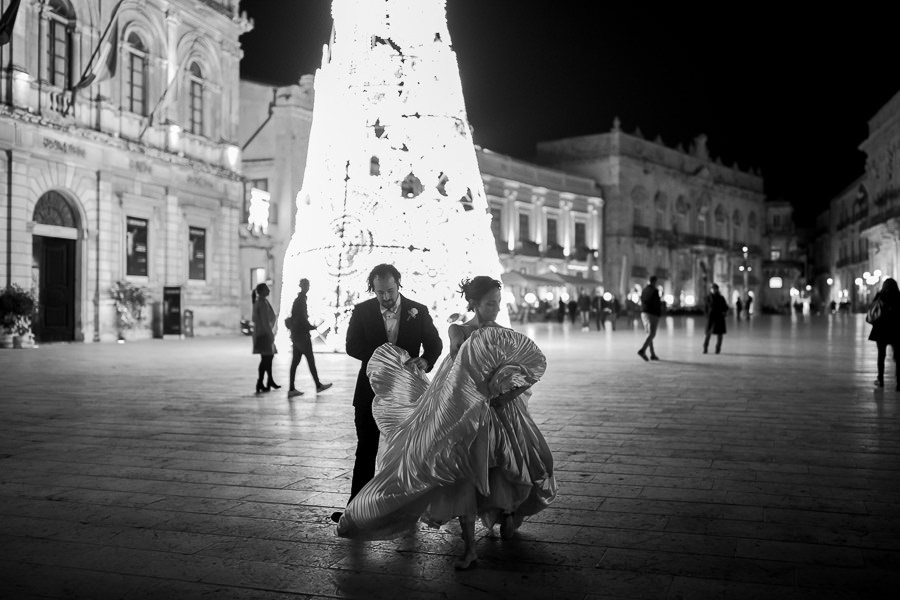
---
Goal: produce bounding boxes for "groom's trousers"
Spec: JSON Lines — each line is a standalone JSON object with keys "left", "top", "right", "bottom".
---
{"left": 350, "top": 403, "right": 380, "bottom": 501}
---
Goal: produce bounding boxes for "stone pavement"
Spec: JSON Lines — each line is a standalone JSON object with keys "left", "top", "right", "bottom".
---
{"left": 0, "top": 313, "right": 898, "bottom": 599}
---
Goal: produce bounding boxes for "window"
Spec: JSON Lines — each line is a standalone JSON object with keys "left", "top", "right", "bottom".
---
{"left": 574, "top": 221, "right": 586, "bottom": 249}
{"left": 188, "top": 62, "right": 204, "bottom": 135}
{"left": 518, "top": 213, "right": 530, "bottom": 241}
{"left": 125, "top": 32, "right": 148, "bottom": 115}
{"left": 546, "top": 217, "right": 558, "bottom": 246}
{"left": 246, "top": 178, "right": 268, "bottom": 224}
{"left": 188, "top": 227, "right": 206, "bottom": 280}
{"left": 126, "top": 217, "right": 149, "bottom": 276}
{"left": 47, "top": 1, "right": 73, "bottom": 88}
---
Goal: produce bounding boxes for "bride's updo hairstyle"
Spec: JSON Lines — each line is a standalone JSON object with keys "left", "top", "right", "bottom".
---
{"left": 458, "top": 276, "right": 502, "bottom": 311}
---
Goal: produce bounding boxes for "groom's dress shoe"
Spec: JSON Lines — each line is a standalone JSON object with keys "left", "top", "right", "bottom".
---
{"left": 330, "top": 511, "right": 342, "bottom": 523}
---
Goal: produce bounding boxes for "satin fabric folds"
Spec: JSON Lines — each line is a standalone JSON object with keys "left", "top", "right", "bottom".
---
{"left": 337, "top": 327, "right": 557, "bottom": 540}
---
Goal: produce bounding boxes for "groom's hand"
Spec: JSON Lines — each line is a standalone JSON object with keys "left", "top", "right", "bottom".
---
{"left": 405, "top": 357, "right": 429, "bottom": 371}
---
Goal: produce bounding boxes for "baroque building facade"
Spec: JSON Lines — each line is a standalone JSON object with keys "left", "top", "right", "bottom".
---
{"left": 535, "top": 120, "right": 766, "bottom": 309}
{"left": 477, "top": 148, "right": 603, "bottom": 312}
{"left": 818, "top": 88, "right": 900, "bottom": 312}
{"left": 0, "top": 0, "right": 248, "bottom": 342}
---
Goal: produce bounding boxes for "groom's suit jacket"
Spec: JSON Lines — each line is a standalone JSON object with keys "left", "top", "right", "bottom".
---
{"left": 345, "top": 295, "right": 442, "bottom": 408}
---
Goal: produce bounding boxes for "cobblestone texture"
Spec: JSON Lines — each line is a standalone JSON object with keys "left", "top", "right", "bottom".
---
{"left": 1, "top": 313, "right": 898, "bottom": 599}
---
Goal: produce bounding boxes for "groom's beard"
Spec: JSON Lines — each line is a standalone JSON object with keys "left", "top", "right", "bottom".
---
{"left": 380, "top": 298, "right": 397, "bottom": 310}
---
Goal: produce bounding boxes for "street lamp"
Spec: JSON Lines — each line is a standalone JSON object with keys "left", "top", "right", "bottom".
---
{"left": 738, "top": 245, "right": 751, "bottom": 296}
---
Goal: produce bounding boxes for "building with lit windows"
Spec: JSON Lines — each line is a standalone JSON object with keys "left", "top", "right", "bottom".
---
{"left": 477, "top": 148, "right": 604, "bottom": 316}
{"left": 814, "top": 177, "right": 868, "bottom": 311}
{"left": 237, "top": 76, "right": 315, "bottom": 321}
{"left": 760, "top": 200, "right": 806, "bottom": 312}
{"left": 817, "top": 88, "right": 900, "bottom": 313}
{"left": 0, "top": 0, "right": 248, "bottom": 342}
{"left": 535, "top": 120, "right": 767, "bottom": 310}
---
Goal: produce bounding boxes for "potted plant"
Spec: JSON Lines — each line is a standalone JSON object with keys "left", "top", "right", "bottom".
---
{"left": 0, "top": 284, "right": 37, "bottom": 349}
{"left": 110, "top": 280, "right": 151, "bottom": 341}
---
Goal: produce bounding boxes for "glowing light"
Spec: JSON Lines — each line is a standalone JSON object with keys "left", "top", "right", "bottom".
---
{"left": 874, "top": 269, "right": 882, "bottom": 277}
{"left": 224, "top": 144, "right": 240, "bottom": 170}
{"left": 864, "top": 272, "right": 871, "bottom": 279}
{"left": 542, "top": 292, "right": 554, "bottom": 301}
{"left": 663, "top": 294, "right": 674, "bottom": 305}
{"left": 769, "top": 276, "right": 783, "bottom": 289}
{"left": 805, "top": 285, "right": 812, "bottom": 291}
{"left": 683, "top": 294, "right": 696, "bottom": 307}
{"left": 739, "top": 265, "right": 745, "bottom": 272}
{"left": 278, "top": 0, "right": 506, "bottom": 349}
{"left": 247, "top": 188, "right": 271, "bottom": 235}
{"left": 790, "top": 287, "right": 799, "bottom": 297}
{"left": 602, "top": 292, "right": 612, "bottom": 301}
{"left": 167, "top": 123, "right": 182, "bottom": 151}
{"left": 855, "top": 278, "right": 863, "bottom": 286}
{"left": 524, "top": 292, "right": 537, "bottom": 305}
{"left": 826, "top": 277, "right": 833, "bottom": 285}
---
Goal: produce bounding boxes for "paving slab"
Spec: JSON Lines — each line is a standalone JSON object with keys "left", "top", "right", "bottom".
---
{"left": 1, "top": 312, "right": 899, "bottom": 599}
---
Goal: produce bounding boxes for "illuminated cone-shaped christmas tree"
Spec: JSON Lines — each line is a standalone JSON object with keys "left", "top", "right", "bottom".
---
{"left": 279, "top": 0, "right": 506, "bottom": 349}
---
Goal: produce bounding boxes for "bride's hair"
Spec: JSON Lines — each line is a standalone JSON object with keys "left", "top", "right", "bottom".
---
{"left": 458, "top": 276, "right": 502, "bottom": 311}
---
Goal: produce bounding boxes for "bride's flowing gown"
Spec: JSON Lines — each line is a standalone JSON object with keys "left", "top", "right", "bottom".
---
{"left": 337, "top": 327, "right": 557, "bottom": 540}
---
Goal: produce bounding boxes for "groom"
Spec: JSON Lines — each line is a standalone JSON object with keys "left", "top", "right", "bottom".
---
{"left": 331, "top": 263, "right": 442, "bottom": 523}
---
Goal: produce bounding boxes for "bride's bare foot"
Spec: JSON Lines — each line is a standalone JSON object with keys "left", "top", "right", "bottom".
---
{"left": 454, "top": 551, "right": 478, "bottom": 570}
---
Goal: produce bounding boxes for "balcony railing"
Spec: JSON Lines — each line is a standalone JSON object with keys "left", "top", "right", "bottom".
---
{"left": 516, "top": 240, "right": 541, "bottom": 257}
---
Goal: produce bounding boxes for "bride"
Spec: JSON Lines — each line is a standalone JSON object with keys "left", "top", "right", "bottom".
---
{"left": 336, "top": 276, "right": 557, "bottom": 569}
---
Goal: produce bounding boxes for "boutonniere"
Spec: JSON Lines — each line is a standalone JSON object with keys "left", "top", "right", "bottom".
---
{"left": 407, "top": 308, "right": 419, "bottom": 321}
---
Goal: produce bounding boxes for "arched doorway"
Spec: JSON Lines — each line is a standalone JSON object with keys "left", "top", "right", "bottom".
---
{"left": 32, "top": 191, "right": 79, "bottom": 342}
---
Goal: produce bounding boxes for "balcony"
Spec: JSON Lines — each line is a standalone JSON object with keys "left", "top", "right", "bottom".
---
{"left": 545, "top": 243, "right": 566, "bottom": 259}
{"left": 516, "top": 240, "right": 541, "bottom": 257}
{"left": 632, "top": 224, "right": 652, "bottom": 241}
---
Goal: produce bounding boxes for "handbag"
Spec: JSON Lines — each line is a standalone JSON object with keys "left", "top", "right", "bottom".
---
{"left": 866, "top": 296, "right": 883, "bottom": 324}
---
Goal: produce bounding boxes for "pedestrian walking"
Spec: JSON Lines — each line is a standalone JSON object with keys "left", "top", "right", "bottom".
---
{"left": 735, "top": 297, "right": 743, "bottom": 321}
{"left": 868, "top": 277, "right": 900, "bottom": 390}
{"left": 331, "top": 263, "right": 442, "bottom": 523}
{"left": 251, "top": 283, "right": 280, "bottom": 393}
{"left": 286, "top": 278, "right": 332, "bottom": 397}
{"left": 702, "top": 283, "right": 729, "bottom": 354}
{"left": 745, "top": 294, "right": 753, "bottom": 318}
{"left": 637, "top": 276, "right": 662, "bottom": 361}
{"left": 577, "top": 289, "right": 591, "bottom": 331}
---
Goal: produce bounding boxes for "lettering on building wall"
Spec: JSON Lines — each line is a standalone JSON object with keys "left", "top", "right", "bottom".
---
{"left": 42, "top": 137, "right": 86, "bottom": 157}
{"left": 187, "top": 174, "right": 215, "bottom": 189}
{"left": 129, "top": 160, "right": 153, "bottom": 175}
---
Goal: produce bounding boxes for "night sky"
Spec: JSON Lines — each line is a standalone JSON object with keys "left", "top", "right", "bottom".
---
{"left": 237, "top": 1, "right": 900, "bottom": 228}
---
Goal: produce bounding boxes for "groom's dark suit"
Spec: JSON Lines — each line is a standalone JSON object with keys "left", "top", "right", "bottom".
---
{"left": 345, "top": 295, "right": 442, "bottom": 500}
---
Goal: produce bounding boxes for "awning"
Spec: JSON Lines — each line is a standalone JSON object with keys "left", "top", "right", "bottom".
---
{"left": 500, "top": 271, "right": 564, "bottom": 288}
{"left": 552, "top": 272, "right": 598, "bottom": 287}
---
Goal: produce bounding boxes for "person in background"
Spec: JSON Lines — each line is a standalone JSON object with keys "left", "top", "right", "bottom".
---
{"left": 868, "top": 277, "right": 900, "bottom": 390}
{"left": 637, "top": 276, "right": 662, "bottom": 361}
{"left": 286, "top": 278, "right": 332, "bottom": 397}
{"left": 702, "top": 283, "right": 729, "bottom": 354}
{"left": 251, "top": 283, "right": 279, "bottom": 393}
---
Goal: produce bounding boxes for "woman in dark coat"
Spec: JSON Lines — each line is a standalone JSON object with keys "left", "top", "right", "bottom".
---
{"left": 252, "top": 282, "right": 279, "bottom": 393}
{"left": 868, "top": 277, "right": 900, "bottom": 389}
{"left": 702, "top": 283, "right": 729, "bottom": 354}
